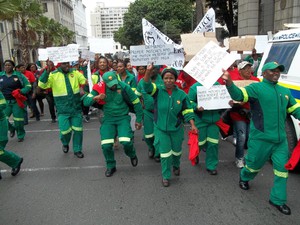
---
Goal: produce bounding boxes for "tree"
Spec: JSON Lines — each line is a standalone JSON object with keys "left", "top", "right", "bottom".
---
{"left": 0, "top": 0, "right": 20, "bottom": 17}
{"left": 205, "top": 0, "right": 238, "bottom": 37}
{"left": 114, "top": 0, "right": 194, "bottom": 48}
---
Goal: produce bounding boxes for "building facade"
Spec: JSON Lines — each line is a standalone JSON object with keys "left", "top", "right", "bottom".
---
{"left": 238, "top": 0, "right": 300, "bottom": 35}
{"left": 90, "top": 2, "right": 128, "bottom": 38}
{"left": 72, "top": 0, "right": 88, "bottom": 49}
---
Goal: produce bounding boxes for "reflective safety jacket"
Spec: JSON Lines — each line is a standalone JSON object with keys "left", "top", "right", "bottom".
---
{"left": 227, "top": 78, "right": 300, "bottom": 143}
{"left": 117, "top": 71, "right": 137, "bottom": 91}
{"left": 38, "top": 68, "right": 86, "bottom": 114}
{"left": 141, "top": 80, "right": 194, "bottom": 132}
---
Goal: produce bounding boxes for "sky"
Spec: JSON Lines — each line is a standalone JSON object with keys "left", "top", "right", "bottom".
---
{"left": 82, "top": 0, "right": 135, "bottom": 36}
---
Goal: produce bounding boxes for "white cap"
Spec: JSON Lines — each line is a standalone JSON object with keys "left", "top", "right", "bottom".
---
{"left": 238, "top": 61, "right": 252, "bottom": 70}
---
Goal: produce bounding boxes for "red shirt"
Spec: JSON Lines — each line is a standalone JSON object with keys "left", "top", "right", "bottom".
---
{"left": 24, "top": 70, "right": 36, "bottom": 83}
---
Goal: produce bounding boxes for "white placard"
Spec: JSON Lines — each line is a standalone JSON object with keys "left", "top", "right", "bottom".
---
{"left": 196, "top": 85, "right": 231, "bottom": 110}
{"left": 193, "top": 8, "right": 216, "bottom": 33}
{"left": 38, "top": 48, "right": 48, "bottom": 61}
{"left": 81, "top": 50, "right": 96, "bottom": 60}
{"left": 130, "top": 45, "right": 174, "bottom": 66}
{"left": 183, "top": 41, "right": 236, "bottom": 89}
{"left": 142, "top": 18, "right": 184, "bottom": 70}
{"left": 87, "top": 61, "right": 93, "bottom": 92}
{"left": 47, "top": 45, "right": 79, "bottom": 63}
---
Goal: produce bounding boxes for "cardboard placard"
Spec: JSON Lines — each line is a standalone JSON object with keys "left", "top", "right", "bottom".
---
{"left": 233, "top": 80, "right": 258, "bottom": 87}
{"left": 229, "top": 36, "right": 256, "bottom": 51}
{"left": 181, "top": 33, "right": 218, "bottom": 61}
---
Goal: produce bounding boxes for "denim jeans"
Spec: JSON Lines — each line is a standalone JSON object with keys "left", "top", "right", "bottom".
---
{"left": 233, "top": 120, "right": 249, "bottom": 159}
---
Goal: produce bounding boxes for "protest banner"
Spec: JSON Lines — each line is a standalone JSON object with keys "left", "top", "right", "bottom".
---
{"left": 80, "top": 49, "right": 95, "bottom": 60}
{"left": 183, "top": 41, "right": 236, "bottom": 89}
{"left": 196, "top": 85, "right": 231, "bottom": 110}
{"left": 87, "top": 61, "right": 93, "bottom": 92}
{"left": 193, "top": 8, "right": 216, "bottom": 33}
{"left": 181, "top": 32, "right": 218, "bottom": 61}
{"left": 38, "top": 48, "right": 48, "bottom": 61}
{"left": 142, "top": 18, "right": 184, "bottom": 69}
{"left": 130, "top": 44, "right": 174, "bottom": 66}
{"left": 229, "top": 36, "right": 256, "bottom": 52}
{"left": 47, "top": 45, "right": 79, "bottom": 63}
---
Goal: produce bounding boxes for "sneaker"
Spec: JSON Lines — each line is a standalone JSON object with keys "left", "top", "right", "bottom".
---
{"left": 235, "top": 158, "right": 245, "bottom": 168}
{"left": 232, "top": 138, "right": 237, "bottom": 146}
{"left": 83, "top": 115, "right": 90, "bottom": 123}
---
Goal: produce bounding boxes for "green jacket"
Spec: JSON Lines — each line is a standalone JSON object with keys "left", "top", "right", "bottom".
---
{"left": 118, "top": 70, "right": 137, "bottom": 91}
{"left": 188, "top": 82, "right": 222, "bottom": 126}
{"left": 227, "top": 79, "right": 300, "bottom": 143}
{"left": 142, "top": 80, "right": 194, "bottom": 132}
{"left": 135, "top": 75, "right": 164, "bottom": 112}
{"left": 0, "top": 70, "right": 32, "bottom": 96}
{"left": 83, "top": 81, "right": 143, "bottom": 123}
{"left": 0, "top": 91, "right": 7, "bottom": 120}
{"left": 38, "top": 67, "right": 86, "bottom": 114}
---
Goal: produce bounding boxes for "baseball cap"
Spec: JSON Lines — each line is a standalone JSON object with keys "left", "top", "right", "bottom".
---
{"left": 102, "top": 71, "right": 118, "bottom": 88}
{"left": 238, "top": 61, "right": 252, "bottom": 70}
{"left": 262, "top": 62, "right": 285, "bottom": 72}
{"left": 161, "top": 67, "right": 179, "bottom": 80}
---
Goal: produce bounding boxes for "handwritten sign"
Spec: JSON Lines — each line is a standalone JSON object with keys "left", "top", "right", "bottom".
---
{"left": 38, "top": 48, "right": 48, "bottom": 61}
{"left": 196, "top": 85, "right": 231, "bottom": 110}
{"left": 181, "top": 33, "right": 218, "bottom": 61}
{"left": 47, "top": 45, "right": 79, "bottom": 63}
{"left": 184, "top": 41, "right": 236, "bottom": 89}
{"left": 229, "top": 36, "right": 256, "bottom": 51}
{"left": 142, "top": 18, "right": 184, "bottom": 70}
{"left": 130, "top": 44, "right": 174, "bottom": 66}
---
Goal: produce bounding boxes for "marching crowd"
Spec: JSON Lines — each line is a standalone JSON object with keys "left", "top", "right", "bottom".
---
{"left": 0, "top": 50, "right": 299, "bottom": 215}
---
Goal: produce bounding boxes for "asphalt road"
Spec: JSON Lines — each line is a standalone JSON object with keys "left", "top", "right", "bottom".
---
{"left": 0, "top": 110, "right": 300, "bottom": 225}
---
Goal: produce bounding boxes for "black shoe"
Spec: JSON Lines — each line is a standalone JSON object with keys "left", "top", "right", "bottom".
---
{"left": 239, "top": 180, "right": 249, "bottom": 190}
{"left": 74, "top": 151, "right": 84, "bottom": 158}
{"left": 173, "top": 167, "right": 180, "bottom": 176}
{"left": 207, "top": 169, "right": 217, "bottom": 175}
{"left": 269, "top": 200, "right": 291, "bottom": 215}
{"left": 0, "top": 171, "right": 2, "bottom": 180}
{"left": 10, "top": 130, "right": 15, "bottom": 138}
{"left": 148, "top": 150, "right": 154, "bottom": 158}
{"left": 62, "top": 145, "right": 69, "bottom": 153}
{"left": 11, "top": 158, "right": 23, "bottom": 176}
{"left": 18, "top": 138, "right": 24, "bottom": 142}
{"left": 36, "top": 117, "right": 40, "bottom": 121}
{"left": 51, "top": 119, "right": 56, "bottom": 123}
{"left": 154, "top": 156, "right": 161, "bottom": 163}
{"left": 105, "top": 167, "right": 116, "bottom": 177}
{"left": 162, "top": 179, "right": 170, "bottom": 187}
{"left": 130, "top": 156, "right": 138, "bottom": 167}
{"left": 195, "top": 155, "right": 199, "bottom": 165}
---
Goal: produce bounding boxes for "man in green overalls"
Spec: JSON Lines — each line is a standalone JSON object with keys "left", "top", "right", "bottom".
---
{"left": 38, "top": 62, "right": 87, "bottom": 158}
{"left": 222, "top": 62, "right": 300, "bottom": 215}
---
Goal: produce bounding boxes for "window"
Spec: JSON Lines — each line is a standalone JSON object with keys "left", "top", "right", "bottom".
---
{"left": 42, "top": 3, "right": 48, "bottom": 12}
{"left": 264, "top": 41, "right": 300, "bottom": 74}
{"left": 0, "top": 23, "right": 4, "bottom": 33}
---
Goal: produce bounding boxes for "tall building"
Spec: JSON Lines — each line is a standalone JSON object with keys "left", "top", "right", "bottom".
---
{"left": 72, "top": 0, "right": 88, "bottom": 49}
{"left": 238, "top": 0, "right": 300, "bottom": 35}
{"left": 90, "top": 2, "right": 128, "bottom": 38}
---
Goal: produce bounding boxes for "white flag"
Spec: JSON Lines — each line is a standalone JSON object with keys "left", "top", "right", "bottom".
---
{"left": 142, "top": 18, "right": 185, "bottom": 70}
{"left": 193, "top": 8, "right": 216, "bottom": 33}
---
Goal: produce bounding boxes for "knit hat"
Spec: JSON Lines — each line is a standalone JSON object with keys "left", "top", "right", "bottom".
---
{"left": 102, "top": 71, "right": 118, "bottom": 88}
{"left": 161, "top": 67, "right": 179, "bottom": 80}
{"left": 262, "top": 62, "right": 285, "bottom": 72}
{"left": 238, "top": 61, "right": 252, "bottom": 70}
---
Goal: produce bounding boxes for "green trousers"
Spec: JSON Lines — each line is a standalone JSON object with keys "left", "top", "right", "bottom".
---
{"left": 100, "top": 115, "right": 136, "bottom": 169}
{"left": 143, "top": 110, "right": 158, "bottom": 156}
{"left": 198, "top": 123, "right": 219, "bottom": 170}
{"left": 58, "top": 113, "right": 83, "bottom": 152}
{"left": 5, "top": 100, "right": 26, "bottom": 140}
{"left": 154, "top": 127, "right": 184, "bottom": 180}
{"left": 0, "top": 118, "right": 22, "bottom": 168}
{"left": 241, "top": 138, "right": 289, "bottom": 205}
